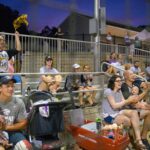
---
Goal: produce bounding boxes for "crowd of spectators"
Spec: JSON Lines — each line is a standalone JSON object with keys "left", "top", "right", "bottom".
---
{"left": 0, "top": 31, "right": 150, "bottom": 150}
{"left": 102, "top": 51, "right": 150, "bottom": 81}
{"left": 0, "top": 32, "right": 32, "bottom": 149}
{"left": 101, "top": 51, "right": 150, "bottom": 149}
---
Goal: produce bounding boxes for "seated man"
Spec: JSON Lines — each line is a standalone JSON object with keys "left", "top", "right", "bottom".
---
{"left": 64, "top": 64, "right": 83, "bottom": 106}
{"left": 38, "top": 56, "right": 62, "bottom": 93}
{"left": 0, "top": 76, "right": 32, "bottom": 150}
{"left": 0, "top": 31, "right": 21, "bottom": 73}
{"left": 102, "top": 75, "right": 146, "bottom": 150}
{"left": 121, "top": 70, "right": 150, "bottom": 149}
{"left": 64, "top": 64, "right": 81, "bottom": 91}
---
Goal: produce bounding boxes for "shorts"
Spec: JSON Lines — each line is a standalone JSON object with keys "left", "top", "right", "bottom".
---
{"left": 8, "top": 131, "right": 27, "bottom": 145}
{"left": 103, "top": 110, "right": 124, "bottom": 124}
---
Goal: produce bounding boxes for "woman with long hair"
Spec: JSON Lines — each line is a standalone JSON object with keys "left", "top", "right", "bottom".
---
{"left": 102, "top": 75, "right": 146, "bottom": 149}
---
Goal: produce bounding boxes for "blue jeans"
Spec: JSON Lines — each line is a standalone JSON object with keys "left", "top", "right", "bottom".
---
{"left": 8, "top": 131, "right": 27, "bottom": 145}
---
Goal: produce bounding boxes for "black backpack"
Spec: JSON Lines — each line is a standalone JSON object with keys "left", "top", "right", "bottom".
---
{"left": 27, "top": 91, "right": 64, "bottom": 138}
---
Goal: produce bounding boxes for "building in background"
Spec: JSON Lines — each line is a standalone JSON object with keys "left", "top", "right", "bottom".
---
{"left": 59, "top": 12, "right": 141, "bottom": 46}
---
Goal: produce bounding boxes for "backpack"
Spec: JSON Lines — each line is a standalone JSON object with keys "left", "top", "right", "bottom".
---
{"left": 27, "top": 91, "right": 64, "bottom": 138}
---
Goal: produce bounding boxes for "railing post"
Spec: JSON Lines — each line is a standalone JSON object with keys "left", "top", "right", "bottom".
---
{"left": 94, "top": 0, "right": 100, "bottom": 72}
{"left": 115, "top": 44, "right": 118, "bottom": 53}
{"left": 57, "top": 38, "right": 62, "bottom": 71}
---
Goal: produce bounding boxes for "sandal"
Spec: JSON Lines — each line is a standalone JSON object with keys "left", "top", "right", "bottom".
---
{"left": 135, "top": 140, "right": 147, "bottom": 150}
{"left": 80, "top": 104, "right": 85, "bottom": 108}
{"left": 92, "top": 102, "right": 98, "bottom": 106}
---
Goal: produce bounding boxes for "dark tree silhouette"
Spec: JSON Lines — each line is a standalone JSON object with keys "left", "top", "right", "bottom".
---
{"left": 0, "top": 3, "right": 28, "bottom": 34}
{"left": 49, "top": 26, "right": 58, "bottom": 37}
{"left": 40, "top": 25, "right": 51, "bottom": 37}
{"left": 40, "top": 26, "right": 58, "bottom": 37}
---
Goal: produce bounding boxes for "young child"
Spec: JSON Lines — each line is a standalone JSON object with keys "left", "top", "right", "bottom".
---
{"left": 80, "top": 65, "right": 97, "bottom": 106}
{"left": 131, "top": 86, "right": 150, "bottom": 110}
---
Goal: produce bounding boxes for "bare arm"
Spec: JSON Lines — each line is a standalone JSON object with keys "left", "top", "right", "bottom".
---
{"left": 4, "top": 119, "right": 27, "bottom": 131}
{"left": 41, "top": 75, "right": 53, "bottom": 83}
{"left": 107, "top": 95, "right": 139, "bottom": 110}
{"left": 138, "top": 82, "right": 149, "bottom": 101}
{"left": 137, "top": 90, "right": 148, "bottom": 101}
{"left": 15, "top": 31, "right": 21, "bottom": 51}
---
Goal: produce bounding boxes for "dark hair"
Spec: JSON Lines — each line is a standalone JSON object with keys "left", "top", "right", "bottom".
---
{"left": 134, "top": 60, "right": 139, "bottom": 64}
{"left": 44, "top": 56, "right": 53, "bottom": 66}
{"left": 83, "top": 65, "right": 90, "bottom": 69}
{"left": 110, "top": 52, "right": 116, "bottom": 59}
{"left": 107, "top": 75, "right": 121, "bottom": 90}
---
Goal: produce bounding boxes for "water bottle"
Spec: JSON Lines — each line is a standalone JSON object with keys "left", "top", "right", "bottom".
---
{"left": 96, "top": 118, "right": 102, "bottom": 133}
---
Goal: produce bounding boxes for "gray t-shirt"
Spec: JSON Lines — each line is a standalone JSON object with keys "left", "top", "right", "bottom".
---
{"left": 102, "top": 88, "right": 123, "bottom": 117}
{"left": 0, "top": 97, "right": 27, "bottom": 125}
{"left": 130, "top": 66, "right": 141, "bottom": 74}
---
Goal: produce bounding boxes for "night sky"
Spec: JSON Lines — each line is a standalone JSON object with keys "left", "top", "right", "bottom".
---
{"left": 0, "top": 0, "right": 150, "bottom": 32}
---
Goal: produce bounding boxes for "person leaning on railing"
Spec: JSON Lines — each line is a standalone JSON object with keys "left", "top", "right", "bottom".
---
{"left": 0, "top": 31, "right": 21, "bottom": 73}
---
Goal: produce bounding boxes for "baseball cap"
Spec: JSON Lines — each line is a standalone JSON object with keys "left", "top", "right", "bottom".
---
{"left": 45, "top": 56, "right": 53, "bottom": 61}
{"left": 72, "top": 63, "right": 80, "bottom": 69}
{"left": 0, "top": 76, "right": 16, "bottom": 85}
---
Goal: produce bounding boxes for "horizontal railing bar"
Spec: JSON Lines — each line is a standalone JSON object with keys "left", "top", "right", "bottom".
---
{"left": 101, "top": 62, "right": 147, "bottom": 82}
{"left": 0, "top": 72, "right": 107, "bottom": 76}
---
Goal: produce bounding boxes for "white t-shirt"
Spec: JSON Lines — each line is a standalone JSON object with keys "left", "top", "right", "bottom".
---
{"left": 0, "top": 49, "right": 18, "bottom": 73}
{"left": 145, "top": 66, "right": 150, "bottom": 80}
{"left": 130, "top": 66, "right": 141, "bottom": 74}
{"left": 40, "top": 66, "right": 59, "bottom": 74}
{"left": 0, "top": 51, "right": 9, "bottom": 72}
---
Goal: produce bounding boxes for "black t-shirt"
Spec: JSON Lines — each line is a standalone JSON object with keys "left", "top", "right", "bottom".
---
{"left": 121, "top": 81, "right": 142, "bottom": 99}
{"left": 0, "top": 49, "right": 19, "bottom": 72}
{"left": 121, "top": 82, "right": 131, "bottom": 99}
{"left": 64, "top": 74, "right": 82, "bottom": 91}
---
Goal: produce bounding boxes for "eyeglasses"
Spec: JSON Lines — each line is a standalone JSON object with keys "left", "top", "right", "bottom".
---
{"left": 115, "top": 79, "right": 124, "bottom": 83}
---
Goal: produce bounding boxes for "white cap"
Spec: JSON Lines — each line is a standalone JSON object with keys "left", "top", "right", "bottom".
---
{"left": 72, "top": 63, "right": 80, "bottom": 69}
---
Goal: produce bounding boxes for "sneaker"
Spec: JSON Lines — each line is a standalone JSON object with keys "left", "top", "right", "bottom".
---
{"left": 142, "top": 139, "right": 150, "bottom": 149}
{"left": 135, "top": 140, "right": 147, "bottom": 150}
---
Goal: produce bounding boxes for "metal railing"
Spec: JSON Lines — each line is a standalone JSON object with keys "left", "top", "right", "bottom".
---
{"left": 100, "top": 61, "right": 148, "bottom": 82}
{"left": 1, "top": 32, "right": 150, "bottom": 73}
{"left": 1, "top": 72, "right": 107, "bottom": 98}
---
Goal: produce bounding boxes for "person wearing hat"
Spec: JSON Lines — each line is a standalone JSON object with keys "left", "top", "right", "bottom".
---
{"left": 64, "top": 63, "right": 81, "bottom": 91}
{"left": 0, "top": 31, "right": 21, "bottom": 73}
{"left": 38, "top": 56, "right": 62, "bottom": 93}
{"left": 64, "top": 63, "right": 86, "bottom": 107}
{"left": 0, "top": 76, "right": 32, "bottom": 150}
